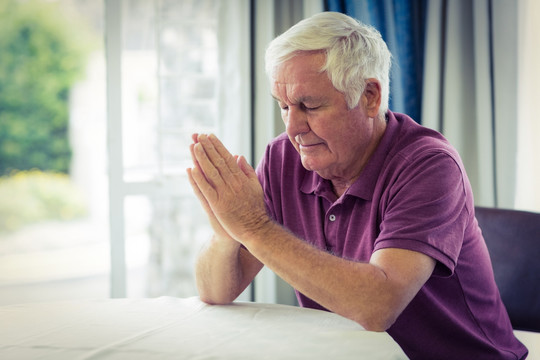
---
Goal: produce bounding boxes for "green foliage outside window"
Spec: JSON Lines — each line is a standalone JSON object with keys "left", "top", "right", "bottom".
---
{"left": 0, "top": 170, "right": 87, "bottom": 233}
{"left": 0, "top": 0, "right": 91, "bottom": 175}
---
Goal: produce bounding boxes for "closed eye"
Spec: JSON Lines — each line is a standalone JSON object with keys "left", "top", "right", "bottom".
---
{"left": 301, "top": 103, "right": 320, "bottom": 111}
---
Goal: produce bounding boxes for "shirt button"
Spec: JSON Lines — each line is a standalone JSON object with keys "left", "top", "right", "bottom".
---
{"left": 329, "top": 214, "right": 336, "bottom": 222}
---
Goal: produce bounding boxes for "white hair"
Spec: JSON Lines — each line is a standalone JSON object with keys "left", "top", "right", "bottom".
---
{"left": 265, "top": 12, "right": 392, "bottom": 117}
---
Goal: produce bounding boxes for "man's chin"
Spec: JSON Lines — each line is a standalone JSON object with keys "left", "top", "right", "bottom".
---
{"left": 300, "top": 159, "right": 331, "bottom": 178}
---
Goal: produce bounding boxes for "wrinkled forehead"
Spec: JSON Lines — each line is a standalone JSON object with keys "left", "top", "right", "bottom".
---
{"left": 270, "top": 52, "right": 326, "bottom": 81}
{"left": 270, "top": 62, "right": 339, "bottom": 106}
{"left": 270, "top": 53, "right": 328, "bottom": 92}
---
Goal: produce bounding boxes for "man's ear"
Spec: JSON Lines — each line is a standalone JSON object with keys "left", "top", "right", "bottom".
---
{"left": 362, "top": 79, "right": 382, "bottom": 118}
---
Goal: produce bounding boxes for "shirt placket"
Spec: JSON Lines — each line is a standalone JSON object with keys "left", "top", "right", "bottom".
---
{"left": 324, "top": 203, "right": 341, "bottom": 254}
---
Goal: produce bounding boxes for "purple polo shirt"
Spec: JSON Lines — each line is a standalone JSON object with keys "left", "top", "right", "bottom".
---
{"left": 256, "top": 112, "right": 527, "bottom": 359}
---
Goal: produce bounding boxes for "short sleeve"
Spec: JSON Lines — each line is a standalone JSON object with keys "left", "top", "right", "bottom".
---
{"left": 374, "top": 150, "right": 470, "bottom": 277}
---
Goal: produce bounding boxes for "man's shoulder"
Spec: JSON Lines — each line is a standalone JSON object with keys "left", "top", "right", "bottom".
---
{"left": 389, "top": 113, "right": 459, "bottom": 163}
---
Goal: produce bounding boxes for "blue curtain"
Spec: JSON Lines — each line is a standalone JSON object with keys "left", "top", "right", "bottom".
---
{"left": 325, "top": 0, "right": 427, "bottom": 124}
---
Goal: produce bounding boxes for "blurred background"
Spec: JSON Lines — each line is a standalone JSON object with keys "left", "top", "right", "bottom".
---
{"left": 0, "top": 0, "right": 247, "bottom": 305}
{"left": 0, "top": 0, "right": 539, "bottom": 308}
{"left": 0, "top": 0, "right": 110, "bottom": 304}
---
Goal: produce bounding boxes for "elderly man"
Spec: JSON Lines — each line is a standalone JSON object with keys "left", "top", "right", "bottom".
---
{"left": 187, "top": 12, "right": 527, "bottom": 360}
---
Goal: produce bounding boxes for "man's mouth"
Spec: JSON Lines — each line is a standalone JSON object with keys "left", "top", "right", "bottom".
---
{"left": 294, "top": 135, "right": 324, "bottom": 151}
{"left": 299, "top": 143, "right": 323, "bottom": 151}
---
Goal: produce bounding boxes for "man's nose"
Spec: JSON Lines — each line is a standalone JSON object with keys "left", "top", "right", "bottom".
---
{"left": 285, "top": 106, "right": 310, "bottom": 135}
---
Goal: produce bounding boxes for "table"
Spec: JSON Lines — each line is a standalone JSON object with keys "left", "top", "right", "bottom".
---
{"left": 0, "top": 296, "right": 408, "bottom": 359}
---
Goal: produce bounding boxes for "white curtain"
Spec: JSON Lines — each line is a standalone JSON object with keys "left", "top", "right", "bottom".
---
{"left": 218, "top": 0, "right": 251, "bottom": 161}
{"left": 422, "top": 0, "right": 518, "bottom": 209}
{"left": 515, "top": 0, "right": 540, "bottom": 213}
{"left": 252, "top": 0, "right": 323, "bottom": 305}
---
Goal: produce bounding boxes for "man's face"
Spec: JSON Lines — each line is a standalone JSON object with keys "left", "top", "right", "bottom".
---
{"left": 271, "top": 52, "right": 381, "bottom": 184}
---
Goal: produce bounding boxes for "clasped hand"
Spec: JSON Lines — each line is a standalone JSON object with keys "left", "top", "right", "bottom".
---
{"left": 187, "top": 134, "right": 270, "bottom": 245}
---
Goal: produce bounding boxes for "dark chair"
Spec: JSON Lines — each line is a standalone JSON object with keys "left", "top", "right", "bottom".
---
{"left": 475, "top": 206, "right": 540, "bottom": 332}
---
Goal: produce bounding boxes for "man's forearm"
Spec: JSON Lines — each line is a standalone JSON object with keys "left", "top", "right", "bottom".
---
{"left": 240, "top": 221, "right": 434, "bottom": 331}
{"left": 195, "top": 235, "right": 262, "bottom": 304}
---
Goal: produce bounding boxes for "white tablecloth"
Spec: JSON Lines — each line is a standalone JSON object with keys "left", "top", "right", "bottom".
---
{"left": 0, "top": 296, "right": 408, "bottom": 359}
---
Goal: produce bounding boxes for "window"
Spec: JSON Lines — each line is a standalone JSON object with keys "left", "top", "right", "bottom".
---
{"left": 105, "top": 0, "right": 252, "bottom": 298}
{"left": 0, "top": 0, "right": 251, "bottom": 305}
{"left": 0, "top": 0, "right": 108, "bottom": 305}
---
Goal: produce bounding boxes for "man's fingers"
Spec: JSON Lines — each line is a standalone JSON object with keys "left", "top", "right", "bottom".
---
{"left": 188, "top": 167, "right": 234, "bottom": 241}
{"left": 187, "top": 168, "right": 210, "bottom": 211}
{"left": 187, "top": 160, "right": 220, "bottom": 204}
{"left": 198, "top": 134, "right": 241, "bottom": 178}
{"left": 207, "top": 134, "right": 240, "bottom": 173}
{"left": 189, "top": 143, "right": 201, "bottom": 172}
{"left": 193, "top": 142, "right": 225, "bottom": 188}
{"left": 237, "top": 155, "right": 257, "bottom": 180}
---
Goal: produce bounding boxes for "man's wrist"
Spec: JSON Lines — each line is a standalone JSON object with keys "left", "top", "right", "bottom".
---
{"left": 210, "top": 233, "right": 242, "bottom": 253}
{"left": 240, "top": 216, "right": 278, "bottom": 248}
